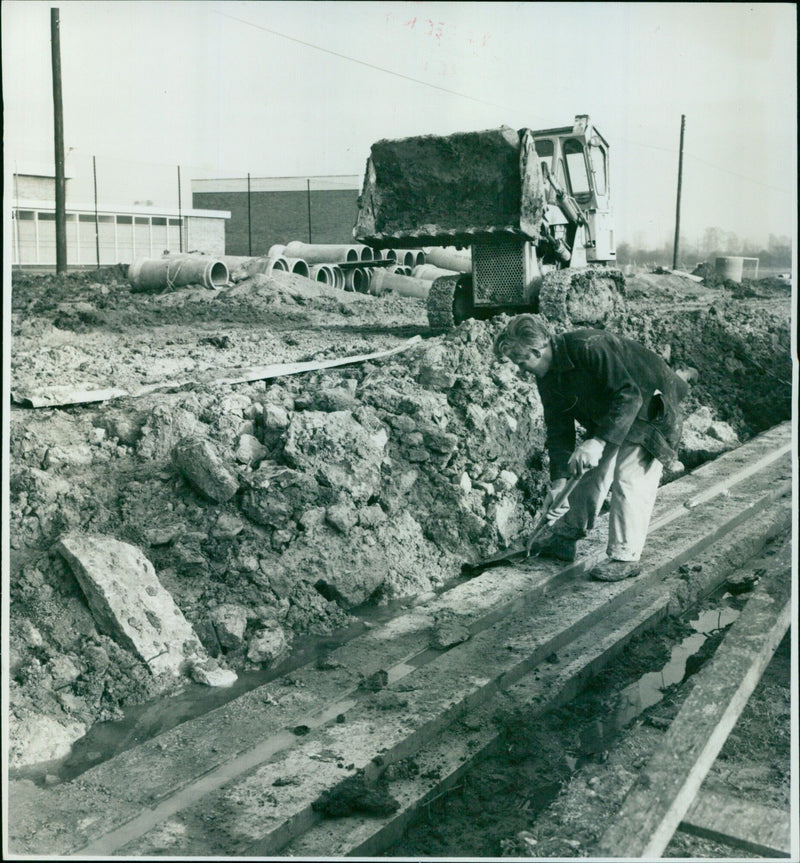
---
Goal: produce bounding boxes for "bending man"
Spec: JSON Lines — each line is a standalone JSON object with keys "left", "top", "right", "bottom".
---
{"left": 494, "top": 314, "right": 688, "bottom": 581}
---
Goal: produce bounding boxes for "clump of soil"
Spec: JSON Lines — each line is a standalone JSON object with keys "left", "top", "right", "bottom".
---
{"left": 312, "top": 771, "right": 400, "bottom": 817}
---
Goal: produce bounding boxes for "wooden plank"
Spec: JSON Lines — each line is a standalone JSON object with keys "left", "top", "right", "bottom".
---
{"left": 11, "top": 336, "right": 423, "bottom": 407}
{"left": 678, "top": 788, "right": 791, "bottom": 857}
{"left": 596, "top": 549, "right": 792, "bottom": 858}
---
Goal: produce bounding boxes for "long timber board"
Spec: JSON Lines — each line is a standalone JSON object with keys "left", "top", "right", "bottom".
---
{"left": 6, "top": 422, "right": 792, "bottom": 857}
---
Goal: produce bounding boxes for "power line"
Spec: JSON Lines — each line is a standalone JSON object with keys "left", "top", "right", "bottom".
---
{"left": 682, "top": 152, "right": 789, "bottom": 194}
{"left": 619, "top": 137, "right": 789, "bottom": 196}
{"left": 212, "top": 9, "right": 519, "bottom": 115}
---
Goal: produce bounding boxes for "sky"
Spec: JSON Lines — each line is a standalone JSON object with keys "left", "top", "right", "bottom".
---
{"left": 2, "top": 1, "right": 797, "bottom": 249}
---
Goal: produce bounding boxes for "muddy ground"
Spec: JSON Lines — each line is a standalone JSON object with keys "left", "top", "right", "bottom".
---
{"left": 5, "top": 264, "right": 792, "bottom": 802}
{"left": 388, "top": 577, "right": 792, "bottom": 858}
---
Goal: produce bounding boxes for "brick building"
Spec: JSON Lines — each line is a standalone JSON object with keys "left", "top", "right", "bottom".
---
{"left": 191, "top": 175, "right": 361, "bottom": 256}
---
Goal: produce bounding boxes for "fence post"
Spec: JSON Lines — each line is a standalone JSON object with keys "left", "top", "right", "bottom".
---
{"left": 177, "top": 165, "right": 183, "bottom": 252}
{"left": 93, "top": 155, "right": 100, "bottom": 268}
{"left": 306, "top": 178, "right": 312, "bottom": 243}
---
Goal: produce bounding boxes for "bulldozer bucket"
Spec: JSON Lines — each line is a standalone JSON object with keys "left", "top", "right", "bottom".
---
{"left": 354, "top": 126, "right": 547, "bottom": 248}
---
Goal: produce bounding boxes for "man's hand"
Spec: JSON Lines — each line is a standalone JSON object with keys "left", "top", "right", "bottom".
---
{"left": 568, "top": 438, "right": 605, "bottom": 475}
{"left": 541, "top": 477, "right": 569, "bottom": 525}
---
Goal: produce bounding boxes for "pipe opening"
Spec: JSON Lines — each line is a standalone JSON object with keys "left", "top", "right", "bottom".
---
{"left": 209, "top": 261, "right": 229, "bottom": 286}
{"left": 291, "top": 259, "right": 310, "bottom": 278}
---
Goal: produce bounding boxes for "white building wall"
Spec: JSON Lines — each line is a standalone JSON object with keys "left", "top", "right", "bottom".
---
{"left": 186, "top": 216, "right": 225, "bottom": 255}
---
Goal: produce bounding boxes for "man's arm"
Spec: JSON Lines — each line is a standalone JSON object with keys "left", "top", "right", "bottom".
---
{"left": 539, "top": 381, "right": 576, "bottom": 481}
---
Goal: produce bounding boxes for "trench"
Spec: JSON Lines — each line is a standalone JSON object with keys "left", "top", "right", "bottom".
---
{"left": 387, "top": 586, "right": 747, "bottom": 857}
{"left": 24, "top": 592, "right": 428, "bottom": 785}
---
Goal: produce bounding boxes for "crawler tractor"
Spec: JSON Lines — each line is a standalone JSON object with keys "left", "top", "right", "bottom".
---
{"left": 354, "top": 115, "right": 624, "bottom": 329}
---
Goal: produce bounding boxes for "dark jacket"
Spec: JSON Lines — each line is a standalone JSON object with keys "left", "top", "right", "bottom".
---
{"left": 537, "top": 329, "right": 689, "bottom": 480}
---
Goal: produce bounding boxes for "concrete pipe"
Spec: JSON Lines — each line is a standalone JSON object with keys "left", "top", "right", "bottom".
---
{"left": 383, "top": 249, "right": 397, "bottom": 262}
{"left": 423, "top": 246, "right": 472, "bottom": 273}
{"left": 369, "top": 269, "right": 430, "bottom": 299}
{"left": 344, "top": 267, "right": 369, "bottom": 293}
{"left": 247, "top": 255, "right": 288, "bottom": 276}
{"left": 393, "top": 250, "right": 415, "bottom": 267}
{"left": 414, "top": 250, "right": 426, "bottom": 267}
{"left": 284, "top": 241, "right": 359, "bottom": 264}
{"left": 128, "top": 256, "right": 229, "bottom": 292}
{"left": 309, "top": 264, "right": 337, "bottom": 285}
{"left": 355, "top": 244, "right": 374, "bottom": 262}
{"left": 284, "top": 257, "right": 310, "bottom": 278}
{"left": 412, "top": 264, "right": 459, "bottom": 282}
{"left": 269, "top": 256, "right": 290, "bottom": 272}
{"left": 267, "top": 244, "right": 286, "bottom": 259}
{"left": 715, "top": 256, "right": 744, "bottom": 283}
{"left": 331, "top": 265, "right": 345, "bottom": 290}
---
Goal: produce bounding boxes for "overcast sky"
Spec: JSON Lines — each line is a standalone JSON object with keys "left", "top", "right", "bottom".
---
{"left": 3, "top": 1, "right": 796, "bottom": 248}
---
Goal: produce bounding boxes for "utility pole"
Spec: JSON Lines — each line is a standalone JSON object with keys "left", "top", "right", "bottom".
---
{"left": 672, "top": 114, "right": 686, "bottom": 270}
{"left": 51, "top": 8, "right": 67, "bottom": 273}
{"left": 247, "top": 173, "right": 252, "bottom": 255}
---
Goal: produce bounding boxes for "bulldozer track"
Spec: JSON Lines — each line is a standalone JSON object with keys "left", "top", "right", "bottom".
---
{"left": 425, "top": 275, "right": 462, "bottom": 330}
{"left": 8, "top": 422, "right": 793, "bottom": 858}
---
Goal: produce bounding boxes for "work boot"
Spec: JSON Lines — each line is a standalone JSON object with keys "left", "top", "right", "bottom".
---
{"left": 589, "top": 559, "right": 642, "bottom": 582}
{"left": 530, "top": 534, "right": 577, "bottom": 562}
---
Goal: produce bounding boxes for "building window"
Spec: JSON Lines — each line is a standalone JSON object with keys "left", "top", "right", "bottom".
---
{"left": 38, "top": 211, "right": 56, "bottom": 221}
{"left": 79, "top": 214, "right": 95, "bottom": 222}
{"left": 17, "top": 211, "right": 35, "bottom": 220}
{"left": 168, "top": 218, "right": 182, "bottom": 226}
{"left": 152, "top": 217, "right": 167, "bottom": 226}
{"left": 117, "top": 215, "right": 133, "bottom": 224}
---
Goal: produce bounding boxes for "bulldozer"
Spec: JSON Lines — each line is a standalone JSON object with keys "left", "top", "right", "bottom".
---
{"left": 353, "top": 115, "right": 624, "bottom": 329}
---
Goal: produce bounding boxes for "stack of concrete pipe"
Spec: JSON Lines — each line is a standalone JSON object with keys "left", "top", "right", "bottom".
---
{"left": 128, "top": 241, "right": 447, "bottom": 298}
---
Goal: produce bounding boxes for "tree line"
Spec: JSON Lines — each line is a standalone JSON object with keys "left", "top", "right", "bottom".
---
{"left": 616, "top": 231, "right": 791, "bottom": 270}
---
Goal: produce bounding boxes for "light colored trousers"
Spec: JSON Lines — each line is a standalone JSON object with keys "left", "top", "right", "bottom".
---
{"left": 553, "top": 442, "right": 663, "bottom": 561}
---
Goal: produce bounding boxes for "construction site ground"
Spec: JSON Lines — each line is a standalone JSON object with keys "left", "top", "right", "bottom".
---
{"left": 5, "top": 263, "right": 794, "bottom": 858}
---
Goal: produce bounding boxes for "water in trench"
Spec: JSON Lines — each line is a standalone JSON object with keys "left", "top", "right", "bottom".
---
{"left": 31, "top": 583, "right": 741, "bottom": 786}
{"left": 573, "top": 590, "right": 742, "bottom": 760}
{"left": 43, "top": 593, "right": 424, "bottom": 784}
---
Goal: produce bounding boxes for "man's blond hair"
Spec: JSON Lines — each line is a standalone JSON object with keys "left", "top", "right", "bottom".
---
{"left": 493, "top": 314, "right": 552, "bottom": 360}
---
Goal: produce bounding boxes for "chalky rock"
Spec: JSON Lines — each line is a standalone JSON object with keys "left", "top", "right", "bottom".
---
{"left": 283, "top": 410, "right": 387, "bottom": 502}
{"left": 235, "top": 433, "right": 268, "bottom": 466}
{"left": 210, "top": 603, "right": 248, "bottom": 650}
{"left": 57, "top": 533, "right": 206, "bottom": 677}
{"left": 188, "top": 657, "right": 238, "bottom": 687}
{"left": 679, "top": 406, "right": 740, "bottom": 470}
{"left": 246, "top": 621, "right": 289, "bottom": 665}
{"left": 8, "top": 708, "right": 87, "bottom": 770}
{"left": 172, "top": 435, "right": 239, "bottom": 502}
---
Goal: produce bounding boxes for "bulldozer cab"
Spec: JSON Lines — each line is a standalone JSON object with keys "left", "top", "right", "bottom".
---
{"left": 531, "top": 115, "right": 614, "bottom": 263}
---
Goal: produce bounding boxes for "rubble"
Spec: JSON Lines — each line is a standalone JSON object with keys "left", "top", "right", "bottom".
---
{"left": 6, "top": 264, "right": 791, "bottom": 778}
